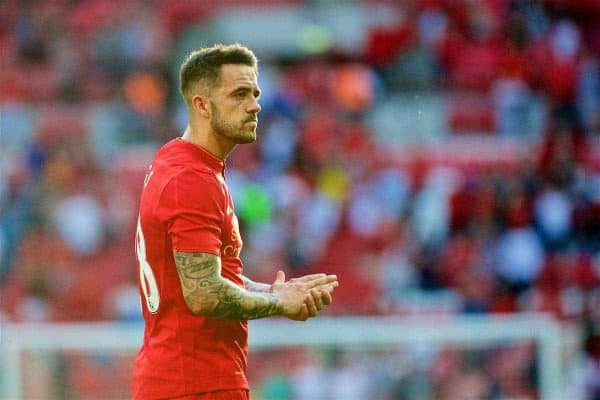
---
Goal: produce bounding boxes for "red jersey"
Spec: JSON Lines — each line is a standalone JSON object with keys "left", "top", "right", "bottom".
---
{"left": 131, "top": 138, "right": 248, "bottom": 399}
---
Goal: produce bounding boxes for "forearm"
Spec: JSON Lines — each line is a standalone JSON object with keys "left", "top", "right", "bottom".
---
{"left": 189, "top": 275, "right": 281, "bottom": 320}
{"left": 174, "top": 251, "right": 282, "bottom": 320}
{"left": 242, "top": 275, "right": 271, "bottom": 293}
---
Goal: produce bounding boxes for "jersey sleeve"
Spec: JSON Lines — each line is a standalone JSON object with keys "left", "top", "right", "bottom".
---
{"left": 156, "top": 169, "right": 224, "bottom": 254}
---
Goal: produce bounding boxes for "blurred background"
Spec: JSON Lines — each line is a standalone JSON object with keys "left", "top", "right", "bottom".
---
{"left": 1, "top": 0, "right": 600, "bottom": 399}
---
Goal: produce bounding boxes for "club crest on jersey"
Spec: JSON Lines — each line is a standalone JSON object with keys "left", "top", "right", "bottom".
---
{"left": 222, "top": 215, "right": 242, "bottom": 257}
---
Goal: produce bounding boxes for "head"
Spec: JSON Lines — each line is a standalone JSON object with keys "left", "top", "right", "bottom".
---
{"left": 180, "top": 43, "right": 261, "bottom": 145}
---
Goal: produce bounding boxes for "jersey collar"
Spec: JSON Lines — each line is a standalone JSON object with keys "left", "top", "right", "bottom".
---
{"left": 176, "top": 138, "right": 225, "bottom": 174}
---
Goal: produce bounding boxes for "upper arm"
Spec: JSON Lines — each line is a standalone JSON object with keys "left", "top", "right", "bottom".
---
{"left": 173, "top": 251, "right": 222, "bottom": 314}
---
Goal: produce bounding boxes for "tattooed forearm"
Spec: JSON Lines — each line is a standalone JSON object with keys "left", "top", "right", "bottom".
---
{"left": 174, "top": 251, "right": 282, "bottom": 320}
{"left": 242, "top": 276, "right": 271, "bottom": 293}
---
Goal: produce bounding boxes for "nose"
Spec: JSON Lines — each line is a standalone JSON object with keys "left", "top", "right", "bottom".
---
{"left": 247, "top": 97, "right": 261, "bottom": 114}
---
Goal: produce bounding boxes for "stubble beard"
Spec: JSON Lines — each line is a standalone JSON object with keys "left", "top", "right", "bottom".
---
{"left": 210, "top": 103, "right": 257, "bottom": 144}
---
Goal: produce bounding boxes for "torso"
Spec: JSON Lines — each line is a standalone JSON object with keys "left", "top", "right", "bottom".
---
{"left": 131, "top": 139, "right": 248, "bottom": 399}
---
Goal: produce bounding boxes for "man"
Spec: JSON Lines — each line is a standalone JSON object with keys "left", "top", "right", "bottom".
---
{"left": 131, "top": 43, "right": 338, "bottom": 400}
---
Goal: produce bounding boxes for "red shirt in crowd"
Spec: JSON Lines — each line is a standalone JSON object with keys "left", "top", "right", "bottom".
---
{"left": 131, "top": 138, "right": 247, "bottom": 399}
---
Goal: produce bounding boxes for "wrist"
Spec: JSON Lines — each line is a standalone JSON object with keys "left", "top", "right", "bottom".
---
{"left": 270, "top": 293, "right": 285, "bottom": 316}
{"left": 243, "top": 277, "right": 271, "bottom": 293}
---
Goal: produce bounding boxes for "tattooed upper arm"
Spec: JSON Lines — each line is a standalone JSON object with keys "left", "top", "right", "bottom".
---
{"left": 173, "top": 251, "right": 282, "bottom": 320}
{"left": 173, "top": 251, "right": 222, "bottom": 315}
{"left": 174, "top": 251, "right": 221, "bottom": 281}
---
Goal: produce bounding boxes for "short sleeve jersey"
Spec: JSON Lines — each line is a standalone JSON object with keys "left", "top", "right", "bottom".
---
{"left": 131, "top": 138, "right": 247, "bottom": 399}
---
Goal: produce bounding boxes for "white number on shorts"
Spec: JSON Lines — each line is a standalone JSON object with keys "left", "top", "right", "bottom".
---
{"left": 136, "top": 217, "right": 160, "bottom": 314}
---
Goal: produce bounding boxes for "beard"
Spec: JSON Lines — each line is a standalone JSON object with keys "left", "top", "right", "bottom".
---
{"left": 210, "top": 102, "right": 257, "bottom": 144}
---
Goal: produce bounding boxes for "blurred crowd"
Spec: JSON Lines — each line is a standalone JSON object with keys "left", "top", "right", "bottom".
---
{"left": 247, "top": 344, "right": 540, "bottom": 400}
{"left": 1, "top": 0, "right": 600, "bottom": 398}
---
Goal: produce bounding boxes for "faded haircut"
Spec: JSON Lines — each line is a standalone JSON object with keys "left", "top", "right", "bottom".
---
{"left": 179, "top": 43, "right": 258, "bottom": 106}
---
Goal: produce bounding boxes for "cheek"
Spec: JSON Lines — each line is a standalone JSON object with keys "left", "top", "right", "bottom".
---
{"left": 225, "top": 103, "right": 244, "bottom": 119}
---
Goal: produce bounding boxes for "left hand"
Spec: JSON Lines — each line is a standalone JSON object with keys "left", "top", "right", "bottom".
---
{"left": 270, "top": 272, "right": 338, "bottom": 320}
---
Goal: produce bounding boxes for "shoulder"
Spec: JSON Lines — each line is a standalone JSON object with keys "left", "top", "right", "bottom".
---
{"left": 154, "top": 167, "right": 226, "bottom": 224}
{"left": 159, "top": 167, "right": 225, "bottom": 209}
{"left": 153, "top": 140, "right": 217, "bottom": 179}
{"left": 169, "top": 167, "right": 220, "bottom": 190}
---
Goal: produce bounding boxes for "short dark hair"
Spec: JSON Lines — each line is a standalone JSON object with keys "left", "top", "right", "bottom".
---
{"left": 179, "top": 43, "right": 258, "bottom": 105}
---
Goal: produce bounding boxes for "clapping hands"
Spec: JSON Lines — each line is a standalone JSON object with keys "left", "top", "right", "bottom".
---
{"left": 269, "top": 271, "right": 339, "bottom": 321}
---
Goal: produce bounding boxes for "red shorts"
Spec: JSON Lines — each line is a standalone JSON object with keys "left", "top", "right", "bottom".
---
{"left": 174, "top": 390, "right": 249, "bottom": 400}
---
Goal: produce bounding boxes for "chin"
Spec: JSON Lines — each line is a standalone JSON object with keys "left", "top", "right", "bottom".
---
{"left": 236, "top": 130, "right": 257, "bottom": 144}
{"left": 238, "top": 136, "right": 257, "bottom": 144}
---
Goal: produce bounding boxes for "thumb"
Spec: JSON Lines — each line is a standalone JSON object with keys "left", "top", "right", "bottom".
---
{"left": 274, "top": 270, "right": 286, "bottom": 285}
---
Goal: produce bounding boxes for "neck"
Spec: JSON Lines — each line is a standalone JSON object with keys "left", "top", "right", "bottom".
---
{"left": 181, "top": 124, "right": 236, "bottom": 160}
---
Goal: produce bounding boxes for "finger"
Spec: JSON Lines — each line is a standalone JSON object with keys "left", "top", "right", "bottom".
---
{"left": 305, "top": 275, "right": 338, "bottom": 289}
{"left": 300, "top": 304, "right": 309, "bottom": 319}
{"left": 320, "top": 282, "right": 339, "bottom": 291}
{"left": 273, "top": 270, "right": 286, "bottom": 285}
{"left": 294, "top": 304, "right": 309, "bottom": 321}
{"left": 311, "top": 288, "right": 324, "bottom": 311}
{"left": 321, "top": 290, "right": 333, "bottom": 305}
{"left": 302, "top": 276, "right": 338, "bottom": 290}
{"left": 309, "top": 283, "right": 337, "bottom": 301}
{"left": 305, "top": 294, "right": 318, "bottom": 317}
{"left": 289, "top": 273, "right": 326, "bottom": 283}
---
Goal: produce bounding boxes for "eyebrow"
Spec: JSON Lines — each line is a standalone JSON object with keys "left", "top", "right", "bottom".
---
{"left": 230, "top": 86, "right": 261, "bottom": 97}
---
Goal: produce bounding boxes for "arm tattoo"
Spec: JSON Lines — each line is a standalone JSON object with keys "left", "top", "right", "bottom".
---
{"left": 242, "top": 276, "right": 271, "bottom": 293}
{"left": 174, "top": 251, "right": 282, "bottom": 320}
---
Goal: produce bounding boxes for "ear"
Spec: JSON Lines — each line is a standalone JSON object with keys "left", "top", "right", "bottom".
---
{"left": 191, "top": 94, "right": 211, "bottom": 118}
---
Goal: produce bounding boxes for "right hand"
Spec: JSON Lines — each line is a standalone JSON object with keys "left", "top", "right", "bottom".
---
{"left": 270, "top": 271, "right": 338, "bottom": 320}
